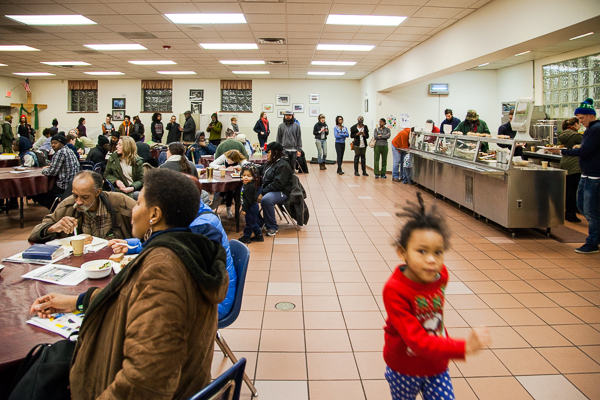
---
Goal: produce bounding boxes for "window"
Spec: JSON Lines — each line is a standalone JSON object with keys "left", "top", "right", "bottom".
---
{"left": 142, "top": 80, "right": 172, "bottom": 112}
{"left": 221, "top": 80, "right": 252, "bottom": 112}
{"left": 542, "top": 53, "right": 600, "bottom": 118}
{"left": 69, "top": 80, "right": 97, "bottom": 112}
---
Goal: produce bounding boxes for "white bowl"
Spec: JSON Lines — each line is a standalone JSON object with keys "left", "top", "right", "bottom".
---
{"left": 81, "top": 259, "right": 113, "bottom": 279}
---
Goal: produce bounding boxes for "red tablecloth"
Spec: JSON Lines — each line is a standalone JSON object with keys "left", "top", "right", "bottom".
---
{"left": 248, "top": 154, "right": 268, "bottom": 164}
{"left": 0, "top": 167, "right": 51, "bottom": 199}
{"left": 0, "top": 158, "right": 19, "bottom": 168}
{"left": 199, "top": 170, "right": 243, "bottom": 193}
{"left": 198, "top": 156, "right": 214, "bottom": 167}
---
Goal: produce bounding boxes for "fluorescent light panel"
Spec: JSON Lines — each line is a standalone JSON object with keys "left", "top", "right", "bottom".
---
{"left": 0, "top": 64, "right": 7, "bottom": 66}
{"left": 84, "top": 71, "right": 124, "bottom": 75}
{"left": 13, "top": 72, "right": 55, "bottom": 76}
{"left": 570, "top": 32, "right": 594, "bottom": 40}
{"left": 41, "top": 61, "right": 90, "bottom": 66}
{"left": 157, "top": 71, "right": 196, "bottom": 75}
{"left": 311, "top": 61, "right": 356, "bottom": 66}
{"left": 165, "top": 13, "right": 246, "bottom": 24}
{"left": 200, "top": 43, "right": 258, "bottom": 50}
{"left": 84, "top": 44, "right": 146, "bottom": 51}
{"left": 6, "top": 15, "right": 96, "bottom": 25}
{"left": 317, "top": 44, "right": 374, "bottom": 51}
{"left": 308, "top": 71, "right": 345, "bottom": 76}
{"left": 220, "top": 60, "right": 265, "bottom": 65}
{"left": 326, "top": 14, "right": 407, "bottom": 26}
{"left": 232, "top": 71, "right": 269, "bottom": 74}
{"left": 515, "top": 51, "right": 531, "bottom": 56}
{"left": 129, "top": 60, "right": 177, "bottom": 65}
{"left": 0, "top": 45, "right": 39, "bottom": 51}
{"left": 478, "top": 63, "right": 489, "bottom": 67}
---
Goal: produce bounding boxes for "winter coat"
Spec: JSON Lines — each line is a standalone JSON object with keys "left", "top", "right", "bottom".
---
{"left": 350, "top": 124, "right": 370, "bottom": 147}
{"left": 183, "top": 116, "right": 197, "bottom": 142}
{"left": 276, "top": 121, "right": 302, "bottom": 151}
{"left": 104, "top": 152, "right": 144, "bottom": 196}
{"left": 207, "top": 120, "right": 222, "bottom": 141}
{"left": 87, "top": 145, "right": 108, "bottom": 171}
{"left": 133, "top": 121, "right": 145, "bottom": 136}
{"left": 253, "top": 119, "right": 270, "bottom": 138}
{"left": 166, "top": 122, "right": 181, "bottom": 144}
{"left": 558, "top": 129, "right": 583, "bottom": 175}
{"left": 313, "top": 121, "right": 329, "bottom": 139}
{"left": 284, "top": 174, "right": 309, "bottom": 226}
{"left": 1, "top": 121, "right": 14, "bottom": 151}
{"left": 259, "top": 156, "right": 294, "bottom": 197}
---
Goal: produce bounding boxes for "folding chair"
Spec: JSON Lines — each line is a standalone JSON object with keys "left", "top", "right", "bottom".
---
{"left": 277, "top": 204, "right": 299, "bottom": 230}
{"left": 187, "top": 358, "right": 246, "bottom": 400}
{"left": 80, "top": 161, "right": 94, "bottom": 171}
{"left": 215, "top": 240, "right": 258, "bottom": 397}
{"left": 92, "top": 163, "right": 103, "bottom": 174}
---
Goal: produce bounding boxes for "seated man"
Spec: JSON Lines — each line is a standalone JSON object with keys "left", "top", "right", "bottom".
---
{"left": 130, "top": 132, "right": 153, "bottom": 163}
{"left": 214, "top": 128, "right": 249, "bottom": 159}
{"left": 29, "top": 171, "right": 136, "bottom": 243}
{"left": 86, "top": 135, "right": 110, "bottom": 173}
{"left": 187, "top": 130, "right": 216, "bottom": 163}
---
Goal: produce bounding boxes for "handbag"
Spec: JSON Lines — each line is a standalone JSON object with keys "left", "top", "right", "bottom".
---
{"left": 8, "top": 339, "right": 76, "bottom": 400}
{"left": 369, "top": 137, "right": 376, "bottom": 148}
{"left": 403, "top": 153, "right": 412, "bottom": 168}
{"left": 350, "top": 142, "right": 354, "bottom": 151}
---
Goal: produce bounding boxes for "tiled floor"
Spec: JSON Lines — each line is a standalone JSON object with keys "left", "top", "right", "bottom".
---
{"left": 2, "top": 162, "right": 600, "bottom": 399}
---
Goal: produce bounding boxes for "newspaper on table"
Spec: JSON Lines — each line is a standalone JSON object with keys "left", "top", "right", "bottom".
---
{"left": 21, "top": 264, "right": 87, "bottom": 286}
{"left": 27, "top": 311, "right": 84, "bottom": 338}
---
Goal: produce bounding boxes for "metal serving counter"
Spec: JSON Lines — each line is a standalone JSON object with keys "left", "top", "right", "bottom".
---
{"left": 409, "top": 133, "right": 566, "bottom": 234}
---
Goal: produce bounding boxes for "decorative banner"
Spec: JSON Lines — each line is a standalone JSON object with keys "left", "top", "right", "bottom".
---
{"left": 386, "top": 115, "right": 397, "bottom": 130}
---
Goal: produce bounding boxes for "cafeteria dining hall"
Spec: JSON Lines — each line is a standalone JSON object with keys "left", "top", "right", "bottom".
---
{"left": 1, "top": 0, "right": 600, "bottom": 399}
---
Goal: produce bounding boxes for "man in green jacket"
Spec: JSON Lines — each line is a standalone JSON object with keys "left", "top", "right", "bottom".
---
{"left": 453, "top": 110, "right": 490, "bottom": 135}
{"left": 2, "top": 115, "right": 14, "bottom": 153}
{"left": 214, "top": 128, "right": 249, "bottom": 159}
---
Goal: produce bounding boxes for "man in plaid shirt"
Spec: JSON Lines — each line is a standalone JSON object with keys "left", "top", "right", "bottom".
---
{"left": 35, "top": 134, "right": 80, "bottom": 209}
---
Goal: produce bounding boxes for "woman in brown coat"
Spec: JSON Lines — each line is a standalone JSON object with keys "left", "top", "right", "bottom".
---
{"left": 29, "top": 168, "right": 229, "bottom": 400}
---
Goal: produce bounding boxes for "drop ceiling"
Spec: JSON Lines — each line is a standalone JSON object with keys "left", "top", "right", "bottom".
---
{"left": 0, "top": 0, "right": 494, "bottom": 80}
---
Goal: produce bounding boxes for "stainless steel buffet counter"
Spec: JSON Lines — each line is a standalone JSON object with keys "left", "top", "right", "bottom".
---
{"left": 409, "top": 133, "right": 566, "bottom": 234}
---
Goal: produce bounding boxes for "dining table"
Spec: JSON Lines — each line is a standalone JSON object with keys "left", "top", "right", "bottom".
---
{"left": 0, "top": 247, "right": 114, "bottom": 399}
{"left": 197, "top": 154, "right": 268, "bottom": 168}
{"left": 0, "top": 167, "right": 53, "bottom": 228}
{"left": 198, "top": 170, "right": 244, "bottom": 232}
{"left": 0, "top": 157, "right": 19, "bottom": 168}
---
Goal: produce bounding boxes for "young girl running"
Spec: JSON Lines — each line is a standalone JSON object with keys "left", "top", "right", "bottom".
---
{"left": 383, "top": 193, "right": 491, "bottom": 400}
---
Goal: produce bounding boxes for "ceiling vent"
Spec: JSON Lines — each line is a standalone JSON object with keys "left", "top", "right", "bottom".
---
{"left": 266, "top": 60, "right": 288, "bottom": 65}
{"left": 119, "top": 32, "right": 158, "bottom": 40}
{"left": 257, "top": 38, "right": 286, "bottom": 45}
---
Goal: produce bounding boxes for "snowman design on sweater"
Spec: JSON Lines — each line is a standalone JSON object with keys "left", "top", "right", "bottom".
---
{"left": 406, "top": 287, "right": 446, "bottom": 356}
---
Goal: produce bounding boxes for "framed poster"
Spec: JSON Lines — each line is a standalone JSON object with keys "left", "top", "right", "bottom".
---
{"left": 191, "top": 102, "right": 202, "bottom": 114}
{"left": 112, "top": 98, "right": 125, "bottom": 110}
{"left": 309, "top": 93, "right": 319, "bottom": 104}
{"left": 189, "top": 89, "right": 204, "bottom": 101}
{"left": 276, "top": 94, "right": 289, "bottom": 106}
{"left": 309, "top": 107, "right": 319, "bottom": 117}
{"left": 112, "top": 110, "right": 124, "bottom": 121}
{"left": 293, "top": 103, "right": 304, "bottom": 113}
{"left": 277, "top": 109, "right": 286, "bottom": 117}
{"left": 262, "top": 103, "right": 274, "bottom": 113}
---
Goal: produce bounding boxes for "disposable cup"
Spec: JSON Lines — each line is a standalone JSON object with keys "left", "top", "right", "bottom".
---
{"left": 71, "top": 238, "right": 85, "bottom": 256}
{"left": 220, "top": 169, "right": 226, "bottom": 177}
{"left": 541, "top": 161, "right": 548, "bottom": 169}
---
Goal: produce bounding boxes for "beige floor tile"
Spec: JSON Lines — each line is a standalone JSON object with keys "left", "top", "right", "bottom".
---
{"left": 264, "top": 295, "right": 303, "bottom": 312}
{"left": 329, "top": 261, "right": 361, "bottom": 272}
{"left": 304, "top": 311, "right": 347, "bottom": 330}
{"left": 336, "top": 282, "right": 372, "bottom": 296}
{"left": 301, "top": 282, "right": 337, "bottom": 296}
{"left": 478, "top": 293, "right": 524, "bottom": 309}
{"left": 262, "top": 311, "right": 304, "bottom": 330}
{"left": 211, "top": 351, "right": 257, "bottom": 379}
{"left": 228, "top": 311, "right": 264, "bottom": 329}
{"left": 339, "top": 296, "right": 380, "bottom": 312}
{"left": 344, "top": 311, "right": 386, "bottom": 330}
{"left": 554, "top": 324, "right": 600, "bottom": 345}
{"left": 511, "top": 293, "right": 558, "bottom": 308}
{"left": 513, "top": 325, "right": 573, "bottom": 347}
{"left": 564, "top": 306, "right": 600, "bottom": 324}
{"left": 457, "top": 309, "right": 508, "bottom": 327}
{"left": 255, "top": 352, "right": 307, "bottom": 380}
{"left": 305, "top": 329, "right": 352, "bottom": 352}
{"left": 302, "top": 296, "right": 341, "bottom": 312}
{"left": 362, "top": 380, "right": 392, "bottom": 400}
{"left": 218, "top": 329, "right": 261, "bottom": 352}
{"left": 259, "top": 330, "right": 305, "bottom": 353}
{"left": 517, "top": 375, "right": 587, "bottom": 400}
{"left": 455, "top": 349, "right": 511, "bottom": 377}
{"left": 467, "top": 376, "right": 534, "bottom": 400}
{"left": 445, "top": 294, "right": 490, "bottom": 310}
{"left": 537, "top": 347, "right": 600, "bottom": 373}
{"left": 565, "top": 373, "right": 600, "bottom": 400}
{"left": 299, "top": 260, "right": 330, "bottom": 272}
{"left": 306, "top": 353, "right": 360, "bottom": 380}
{"left": 301, "top": 272, "right": 334, "bottom": 283}
{"left": 241, "top": 295, "right": 266, "bottom": 311}
{"left": 354, "top": 352, "right": 386, "bottom": 380}
{"left": 253, "top": 381, "right": 308, "bottom": 400}
{"left": 493, "top": 348, "right": 558, "bottom": 375}
{"left": 332, "top": 271, "right": 367, "bottom": 283}
{"left": 494, "top": 308, "right": 547, "bottom": 326}
{"left": 530, "top": 307, "right": 584, "bottom": 325}
{"left": 308, "top": 380, "right": 366, "bottom": 400}
{"left": 348, "top": 330, "right": 385, "bottom": 352}
{"left": 452, "top": 377, "right": 479, "bottom": 399}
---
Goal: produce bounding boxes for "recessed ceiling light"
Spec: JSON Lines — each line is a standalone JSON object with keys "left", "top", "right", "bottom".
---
{"left": 84, "top": 71, "right": 124, "bottom": 75}
{"left": 129, "top": 60, "right": 177, "bottom": 65}
{"left": 6, "top": 15, "right": 96, "bottom": 25}
{"left": 157, "top": 71, "right": 196, "bottom": 75}
{"left": 41, "top": 61, "right": 91, "bottom": 66}
{"left": 13, "top": 72, "right": 55, "bottom": 76}
{"left": 232, "top": 71, "right": 270, "bottom": 74}
{"left": 308, "top": 71, "right": 345, "bottom": 76}
{"left": 515, "top": 51, "right": 531, "bottom": 56}
{"left": 220, "top": 60, "right": 265, "bottom": 65}
{"left": 0, "top": 45, "right": 40, "bottom": 51}
{"left": 0, "top": 64, "right": 7, "bottom": 66}
{"left": 478, "top": 63, "right": 489, "bottom": 67}
{"left": 165, "top": 13, "right": 246, "bottom": 24}
{"left": 326, "top": 14, "right": 407, "bottom": 26}
{"left": 311, "top": 61, "right": 356, "bottom": 66}
{"left": 200, "top": 43, "right": 258, "bottom": 50}
{"left": 84, "top": 44, "right": 146, "bottom": 51}
{"left": 317, "top": 44, "right": 375, "bottom": 52}
{"left": 570, "top": 32, "right": 594, "bottom": 40}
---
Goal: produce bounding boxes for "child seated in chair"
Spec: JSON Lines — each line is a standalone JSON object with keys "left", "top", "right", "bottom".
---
{"left": 239, "top": 164, "right": 264, "bottom": 244}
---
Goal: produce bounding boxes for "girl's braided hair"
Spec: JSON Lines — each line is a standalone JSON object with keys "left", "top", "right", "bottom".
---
{"left": 241, "top": 163, "right": 260, "bottom": 190}
{"left": 396, "top": 192, "right": 450, "bottom": 250}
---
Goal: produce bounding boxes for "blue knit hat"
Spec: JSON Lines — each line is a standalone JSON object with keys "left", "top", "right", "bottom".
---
{"left": 575, "top": 98, "right": 596, "bottom": 115}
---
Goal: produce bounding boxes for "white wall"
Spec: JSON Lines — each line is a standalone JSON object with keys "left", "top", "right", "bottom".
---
{"left": 0, "top": 76, "right": 28, "bottom": 113}
{"left": 497, "top": 62, "right": 534, "bottom": 104}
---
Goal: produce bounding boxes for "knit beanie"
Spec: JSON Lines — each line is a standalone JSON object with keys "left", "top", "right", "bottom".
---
{"left": 51, "top": 134, "right": 67, "bottom": 145}
{"left": 574, "top": 98, "right": 596, "bottom": 115}
{"left": 98, "top": 135, "right": 109, "bottom": 146}
{"left": 4, "top": 115, "right": 12, "bottom": 121}
{"left": 236, "top": 133, "right": 247, "bottom": 144}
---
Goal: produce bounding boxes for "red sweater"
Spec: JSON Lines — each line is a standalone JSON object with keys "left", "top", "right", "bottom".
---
{"left": 383, "top": 264, "right": 466, "bottom": 376}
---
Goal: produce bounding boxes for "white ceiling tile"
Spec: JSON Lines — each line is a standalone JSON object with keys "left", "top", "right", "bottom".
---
{"left": 241, "top": 2, "right": 286, "bottom": 14}
{"left": 426, "top": 0, "right": 478, "bottom": 7}
{"left": 386, "top": 33, "right": 422, "bottom": 41}
{"left": 149, "top": 2, "right": 200, "bottom": 13}
{"left": 287, "top": 38, "right": 318, "bottom": 45}
{"left": 469, "top": 0, "right": 492, "bottom": 8}
{"left": 323, "top": 25, "right": 361, "bottom": 33}
{"left": 286, "top": 14, "right": 326, "bottom": 24}
{"left": 86, "top": 15, "right": 133, "bottom": 25}
{"left": 453, "top": 8, "right": 476, "bottom": 19}
{"left": 371, "top": 5, "right": 420, "bottom": 16}
{"left": 377, "top": 0, "right": 428, "bottom": 4}
{"left": 286, "top": 3, "right": 331, "bottom": 14}
{"left": 320, "top": 33, "right": 353, "bottom": 40}
{"left": 245, "top": 14, "right": 285, "bottom": 24}
{"left": 412, "top": 7, "right": 463, "bottom": 18}
{"left": 194, "top": 2, "right": 243, "bottom": 12}
{"left": 20, "top": 4, "right": 77, "bottom": 13}
{"left": 393, "top": 26, "right": 433, "bottom": 35}
{"left": 287, "top": 31, "right": 321, "bottom": 39}
{"left": 287, "top": 24, "right": 323, "bottom": 32}
{"left": 124, "top": 15, "right": 171, "bottom": 24}
{"left": 329, "top": 4, "right": 377, "bottom": 14}
{"left": 107, "top": 3, "right": 161, "bottom": 14}
{"left": 352, "top": 33, "right": 389, "bottom": 40}
{"left": 356, "top": 26, "right": 397, "bottom": 34}
{"left": 248, "top": 24, "right": 287, "bottom": 32}
{"left": 402, "top": 17, "right": 447, "bottom": 27}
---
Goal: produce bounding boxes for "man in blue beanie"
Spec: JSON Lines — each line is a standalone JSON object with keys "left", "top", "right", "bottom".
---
{"left": 562, "top": 98, "right": 599, "bottom": 254}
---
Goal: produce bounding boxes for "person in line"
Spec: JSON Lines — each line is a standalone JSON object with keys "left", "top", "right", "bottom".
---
{"left": 160, "top": 142, "right": 199, "bottom": 179}
{"left": 558, "top": 117, "right": 583, "bottom": 223}
{"left": 350, "top": 116, "right": 369, "bottom": 176}
{"left": 33, "top": 127, "right": 53, "bottom": 153}
{"left": 28, "top": 169, "right": 229, "bottom": 400}
{"left": 18, "top": 114, "right": 35, "bottom": 143}
{"left": 77, "top": 117, "right": 86, "bottom": 137}
{"left": 166, "top": 114, "right": 182, "bottom": 144}
{"left": 313, "top": 114, "right": 329, "bottom": 170}
{"left": 276, "top": 110, "right": 302, "bottom": 169}
{"left": 257, "top": 142, "right": 294, "bottom": 237}
{"left": 14, "top": 136, "right": 38, "bottom": 167}
{"left": 2, "top": 115, "right": 14, "bottom": 153}
{"left": 109, "top": 131, "right": 120, "bottom": 153}
{"left": 87, "top": 135, "right": 110, "bottom": 173}
{"left": 132, "top": 115, "right": 145, "bottom": 140}
{"left": 118, "top": 115, "right": 133, "bottom": 136}
{"left": 34, "top": 134, "right": 81, "bottom": 209}
{"left": 206, "top": 112, "right": 222, "bottom": 145}
{"left": 187, "top": 131, "right": 216, "bottom": 164}
{"left": 561, "top": 98, "right": 600, "bottom": 254}
{"left": 238, "top": 164, "right": 263, "bottom": 244}
{"left": 105, "top": 136, "right": 144, "bottom": 199}
{"left": 182, "top": 110, "right": 197, "bottom": 142}
{"left": 373, "top": 118, "right": 391, "bottom": 178}
{"left": 391, "top": 126, "right": 411, "bottom": 183}
{"left": 453, "top": 110, "right": 490, "bottom": 135}
{"left": 29, "top": 170, "right": 136, "bottom": 243}
{"left": 236, "top": 133, "right": 253, "bottom": 156}
{"left": 76, "top": 126, "right": 95, "bottom": 149}
{"left": 497, "top": 109, "right": 523, "bottom": 157}
{"left": 209, "top": 149, "right": 249, "bottom": 219}
{"left": 333, "top": 115, "right": 349, "bottom": 175}
{"left": 253, "top": 111, "right": 270, "bottom": 149}
{"left": 150, "top": 112, "right": 164, "bottom": 143}
{"left": 228, "top": 116, "right": 240, "bottom": 135}
{"left": 66, "top": 132, "right": 82, "bottom": 159}
{"left": 214, "top": 128, "right": 249, "bottom": 159}
{"left": 439, "top": 109, "right": 461, "bottom": 134}
{"left": 383, "top": 193, "right": 491, "bottom": 400}
{"left": 102, "top": 114, "right": 115, "bottom": 135}
{"left": 426, "top": 119, "right": 440, "bottom": 133}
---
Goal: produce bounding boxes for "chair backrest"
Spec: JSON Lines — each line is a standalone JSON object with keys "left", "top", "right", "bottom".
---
{"left": 105, "top": 179, "right": 116, "bottom": 192}
{"left": 218, "top": 239, "right": 250, "bottom": 329}
{"left": 187, "top": 358, "right": 246, "bottom": 400}
{"left": 92, "top": 163, "right": 103, "bottom": 174}
{"left": 80, "top": 160, "right": 94, "bottom": 171}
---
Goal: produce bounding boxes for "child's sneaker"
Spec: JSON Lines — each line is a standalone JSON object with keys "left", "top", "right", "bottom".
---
{"left": 226, "top": 207, "right": 234, "bottom": 219}
{"left": 251, "top": 233, "right": 264, "bottom": 242}
{"left": 239, "top": 235, "right": 252, "bottom": 244}
{"left": 574, "top": 244, "right": 599, "bottom": 254}
{"left": 266, "top": 229, "right": 278, "bottom": 236}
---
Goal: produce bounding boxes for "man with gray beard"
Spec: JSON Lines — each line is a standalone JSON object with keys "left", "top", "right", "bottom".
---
{"left": 29, "top": 171, "right": 136, "bottom": 243}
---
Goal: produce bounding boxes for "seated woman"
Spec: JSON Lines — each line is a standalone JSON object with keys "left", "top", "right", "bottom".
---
{"left": 159, "top": 142, "right": 198, "bottom": 178}
{"left": 257, "top": 142, "right": 294, "bottom": 237}
{"left": 28, "top": 168, "right": 229, "bottom": 400}
{"left": 14, "top": 136, "right": 39, "bottom": 167}
{"left": 236, "top": 133, "right": 254, "bottom": 156}
{"left": 209, "top": 149, "right": 249, "bottom": 219}
{"left": 104, "top": 136, "right": 143, "bottom": 199}
{"left": 187, "top": 131, "right": 216, "bottom": 164}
